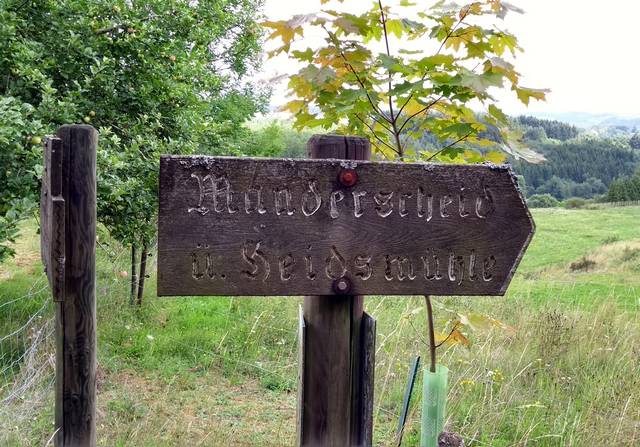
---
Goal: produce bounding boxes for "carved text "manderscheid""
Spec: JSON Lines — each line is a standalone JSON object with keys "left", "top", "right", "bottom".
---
{"left": 187, "top": 174, "right": 495, "bottom": 219}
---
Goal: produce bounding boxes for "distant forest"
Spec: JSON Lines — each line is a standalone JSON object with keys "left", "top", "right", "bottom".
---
{"left": 511, "top": 116, "right": 640, "bottom": 200}
{"left": 514, "top": 116, "right": 580, "bottom": 141}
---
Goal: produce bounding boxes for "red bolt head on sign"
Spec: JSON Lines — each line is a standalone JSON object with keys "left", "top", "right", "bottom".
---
{"left": 338, "top": 169, "right": 358, "bottom": 187}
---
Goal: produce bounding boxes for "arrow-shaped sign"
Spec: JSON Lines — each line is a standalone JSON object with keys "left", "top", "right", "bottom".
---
{"left": 158, "top": 156, "right": 534, "bottom": 297}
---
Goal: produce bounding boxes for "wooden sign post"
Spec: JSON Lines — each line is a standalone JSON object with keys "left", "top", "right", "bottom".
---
{"left": 301, "top": 135, "right": 376, "bottom": 447}
{"left": 41, "top": 125, "right": 98, "bottom": 447}
{"left": 158, "top": 134, "right": 534, "bottom": 446}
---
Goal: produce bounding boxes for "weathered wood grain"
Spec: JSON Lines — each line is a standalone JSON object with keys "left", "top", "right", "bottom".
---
{"left": 301, "top": 135, "right": 372, "bottom": 447}
{"left": 296, "top": 305, "right": 306, "bottom": 446}
{"left": 157, "top": 150, "right": 534, "bottom": 297}
{"left": 53, "top": 125, "right": 98, "bottom": 447}
{"left": 359, "top": 312, "right": 376, "bottom": 447}
{"left": 41, "top": 137, "right": 65, "bottom": 302}
{"left": 302, "top": 294, "right": 358, "bottom": 446}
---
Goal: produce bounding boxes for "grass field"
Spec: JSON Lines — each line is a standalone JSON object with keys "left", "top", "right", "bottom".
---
{"left": 1, "top": 206, "right": 639, "bottom": 446}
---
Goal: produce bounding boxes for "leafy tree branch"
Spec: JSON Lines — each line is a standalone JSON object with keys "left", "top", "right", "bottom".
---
{"left": 264, "top": 0, "right": 549, "bottom": 164}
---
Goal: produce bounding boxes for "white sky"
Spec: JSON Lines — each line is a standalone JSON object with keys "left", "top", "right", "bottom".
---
{"left": 258, "top": 0, "right": 640, "bottom": 116}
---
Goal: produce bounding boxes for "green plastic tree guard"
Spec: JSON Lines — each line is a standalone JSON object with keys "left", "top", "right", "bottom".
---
{"left": 421, "top": 365, "right": 449, "bottom": 447}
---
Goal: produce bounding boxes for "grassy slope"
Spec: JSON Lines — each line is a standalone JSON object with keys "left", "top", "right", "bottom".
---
{"left": 1, "top": 207, "right": 639, "bottom": 446}
{"left": 511, "top": 207, "right": 640, "bottom": 308}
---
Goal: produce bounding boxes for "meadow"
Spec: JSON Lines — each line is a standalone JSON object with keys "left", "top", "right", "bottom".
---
{"left": 1, "top": 206, "right": 639, "bottom": 446}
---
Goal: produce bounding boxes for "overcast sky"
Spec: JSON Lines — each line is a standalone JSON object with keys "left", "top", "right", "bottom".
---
{"left": 258, "top": 0, "right": 640, "bottom": 117}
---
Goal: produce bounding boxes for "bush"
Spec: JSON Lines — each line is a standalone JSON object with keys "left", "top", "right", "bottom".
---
{"left": 527, "top": 194, "right": 560, "bottom": 208}
{"left": 592, "top": 194, "right": 609, "bottom": 203}
{"left": 607, "top": 170, "right": 640, "bottom": 202}
{"left": 570, "top": 257, "right": 596, "bottom": 272}
{"left": 563, "top": 197, "right": 589, "bottom": 209}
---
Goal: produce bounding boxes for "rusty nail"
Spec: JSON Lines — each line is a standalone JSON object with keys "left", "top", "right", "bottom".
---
{"left": 333, "top": 276, "right": 352, "bottom": 295}
{"left": 338, "top": 169, "right": 358, "bottom": 187}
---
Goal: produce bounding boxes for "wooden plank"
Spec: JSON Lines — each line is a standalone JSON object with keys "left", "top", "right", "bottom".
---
{"left": 157, "top": 154, "right": 534, "bottom": 297}
{"left": 40, "top": 137, "right": 65, "bottom": 301}
{"left": 360, "top": 312, "right": 376, "bottom": 447}
{"left": 302, "top": 294, "right": 356, "bottom": 446}
{"left": 296, "top": 305, "right": 306, "bottom": 446}
{"left": 54, "top": 125, "right": 98, "bottom": 447}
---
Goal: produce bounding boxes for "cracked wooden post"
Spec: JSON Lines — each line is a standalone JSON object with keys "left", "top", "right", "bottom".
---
{"left": 299, "top": 135, "right": 376, "bottom": 447}
{"left": 42, "top": 125, "right": 98, "bottom": 447}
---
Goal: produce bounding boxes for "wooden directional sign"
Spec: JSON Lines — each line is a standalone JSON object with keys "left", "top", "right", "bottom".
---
{"left": 158, "top": 156, "right": 534, "bottom": 296}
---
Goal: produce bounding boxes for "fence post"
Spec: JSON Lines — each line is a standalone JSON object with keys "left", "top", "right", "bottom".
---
{"left": 53, "top": 125, "right": 98, "bottom": 447}
{"left": 299, "top": 135, "right": 376, "bottom": 447}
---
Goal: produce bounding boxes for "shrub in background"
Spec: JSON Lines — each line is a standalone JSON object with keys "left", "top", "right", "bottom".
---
{"left": 527, "top": 194, "right": 560, "bottom": 208}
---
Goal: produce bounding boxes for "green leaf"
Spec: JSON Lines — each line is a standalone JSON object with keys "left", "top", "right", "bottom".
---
{"left": 390, "top": 81, "right": 416, "bottom": 96}
{"left": 416, "top": 54, "right": 455, "bottom": 71}
{"left": 292, "top": 48, "right": 315, "bottom": 62}
{"left": 442, "top": 122, "right": 474, "bottom": 137}
{"left": 484, "top": 150, "right": 507, "bottom": 164}
{"left": 378, "top": 53, "right": 402, "bottom": 69}
{"left": 333, "top": 15, "right": 366, "bottom": 35}
{"left": 514, "top": 86, "right": 549, "bottom": 106}
{"left": 463, "top": 149, "right": 484, "bottom": 163}
{"left": 385, "top": 19, "right": 404, "bottom": 39}
{"left": 262, "top": 14, "right": 316, "bottom": 47}
{"left": 460, "top": 71, "right": 503, "bottom": 93}
{"left": 488, "top": 104, "right": 508, "bottom": 124}
{"left": 488, "top": 32, "right": 519, "bottom": 56}
{"left": 401, "top": 18, "right": 425, "bottom": 34}
{"left": 398, "top": 48, "right": 423, "bottom": 55}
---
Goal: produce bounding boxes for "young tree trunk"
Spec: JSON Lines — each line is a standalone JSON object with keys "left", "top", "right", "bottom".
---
{"left": 130, "top": 244, "right": 137, "bottom": 306}
{"left": 425, "top": 295, "right": 436, "bottom": 373}
{"left": 136, "top": 243, "right": 148, "bottom": 306}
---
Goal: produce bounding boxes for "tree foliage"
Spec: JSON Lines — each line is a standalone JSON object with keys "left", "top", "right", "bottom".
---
{"left": 512, "top": 138, "right": 638, "bottom": 199}
{"left": 0, "top": 97, "right": 44, "bottom": 260}
{"left": 515, "top": 115, "right": 580, "bottom": 141}
{"left": 607, "top": 170, "right": 640, "bottom": 202}
{"left": 526, "top": 194, "right": 560, "bottom": 209}
{"left": 0, "top": 0, "right": 266, "bottom": 262}
{"left": 245, "top": 121, "right": 316, "bottom": 158}
{"left": 264, "top": 0, "right": 547, "bottom": 162}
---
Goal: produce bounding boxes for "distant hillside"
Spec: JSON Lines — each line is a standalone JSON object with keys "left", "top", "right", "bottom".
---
{"left": 512, "top": 138, "right": 639, "bottom": 200}
{"left": 526, "top": 112, "right": 640, "bottom": 131}
{"left": 514, "top": 115, "right": 579, "bottom": 141}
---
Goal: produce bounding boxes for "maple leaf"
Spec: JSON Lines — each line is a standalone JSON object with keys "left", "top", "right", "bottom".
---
{"left": 261, "top": 14, "right": 316, "bottom": 47}
{"left": 514, "top": 86, "right": 549, "bottom": 105}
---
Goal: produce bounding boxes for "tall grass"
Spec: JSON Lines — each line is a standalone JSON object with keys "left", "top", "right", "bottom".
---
{"left": 370, "top": 296, "right": 640, "bottom": 446}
